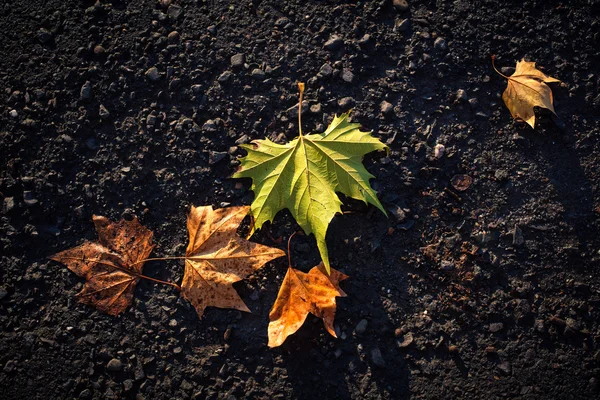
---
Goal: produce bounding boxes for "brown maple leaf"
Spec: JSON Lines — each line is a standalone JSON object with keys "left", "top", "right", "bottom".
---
{"left": 182, "top": 205, "right": 285, "bottom": 318}
{"left": 494, "top": 57, "right": 560, "bottom": 128}
{"left": 51, "top": 215, "right": 155, "bottom": 315}
{"left": 268, "top": 263, "right": 348, "bottom": 348}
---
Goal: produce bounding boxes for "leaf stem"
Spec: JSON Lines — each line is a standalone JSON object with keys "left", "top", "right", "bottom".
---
{"left": 287, "top": 231, "right": 300, "bottom": 268}
{"left": 56, "top": 256, "right": 182, "bottom": 291}
{"left": 491, "top": 55, "right": 510, "bottom": 80}
{"left": 297, "top": 82, "right": 305, "bottom": 136}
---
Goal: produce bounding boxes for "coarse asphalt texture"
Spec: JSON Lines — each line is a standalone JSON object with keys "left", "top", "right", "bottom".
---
{"left": 1, "top": 0, "right": 600, "bottom": 399}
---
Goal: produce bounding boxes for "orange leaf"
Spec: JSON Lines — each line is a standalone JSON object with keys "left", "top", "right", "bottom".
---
{"left": 50, "top": 215, "right": 155, "bottom": 315}
{"left": 182, "top": 205, "right": 285, "bottom": 318}
{"left": 268, "top": 263, "right": 348, "bottom": 348}
{"left": 496, "top": 58, "right": 560, "bottom": 128}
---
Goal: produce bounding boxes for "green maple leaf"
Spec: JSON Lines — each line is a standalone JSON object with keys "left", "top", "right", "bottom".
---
{"left": 233, "top": 103, "right": 387, "bottom": 273}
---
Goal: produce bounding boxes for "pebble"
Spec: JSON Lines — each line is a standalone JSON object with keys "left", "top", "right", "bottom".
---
{"left": 167, "top": 31, "right": 180, "bottom": 43}
{"left": 106, "top": 358, "right": 123, "bottom": 372}
{"left": 355, "top": 319, "right": 368, "bottom": 335}
{"left": 202, "top": 119, "right": 217, "bottom": 132}
{"left": 398, "top": 332, "right": 414, "bottom": 348}
{"left": 341, "top": 68, "right": 355, "bottom": 83}
{"left": 80, "top": 81, "right": 93, "bottom": 101}
{"left": 394, "top": 18, "right": 410, "bottom": 33}
{"left": 324, "top": 35, "right": 343, "bottom": 51}
{"left": 434, "top": 143, "right": 445, "bottom": 158}
{"left": 381, "top": 101, "right": 394, "bottom": 115}
{"left": 468, "top": 98, "right": 479, "bottom": 108}
{"left": 512, "top": 225, "right": 524, "bottom": 246}
{"left": 23, "top": 191, "right": 38, "bottom": 206}
{"left": 489, "top": 322, "right": 504, "bottom": 333}
{"left": 38, "top": 28, "right": 53, "bottom": 43}
{"left": 93, "top": 45, "right": 106, "bottom": 55}
{"left": 434, "top": 37, "right": 448, "bottom": 51}
{"left": 389, "top": 205, "right": 406, "bottom": 221}
{"left": 318, "top": 63, "right": 333, "bottom": 78}
{"left": 393, "top": 0, "right": 409, "bottom": 11}
{"left": 338, "top": 97, "right": 355, "bottom": 109}
{"left": 251, "top": 68, "right": 265, "bottom": 80}
{"left": 218, "top": 71, "right": 232, "bottom": 83}
{"left": 167, "top": 4, "right": 183, "bottom": 19}
{"left": 456, "top": 89, "right": 468, "bottom": 102}
{"left": 145, "top": 67, "right": 160, "bottom": 81}
{"left": 497, "top": 361, "right": 512, "bottom": 375}
{"left": 9, "top": 110, "right": 18, "bottom": 118}
{"left": 310, "top": 104, "right": 322, "bottom": 114}
{"left": 370, "top": 348, "right": 386, "bottom": 368}
{"left": 3, "top": 197, "right": 15, "bottom": 213}
{"left": 231, "top": 53, "right": 245, "bottom": 68}
{"left": 99, "top": 104, "right": 110, "bottom": 119}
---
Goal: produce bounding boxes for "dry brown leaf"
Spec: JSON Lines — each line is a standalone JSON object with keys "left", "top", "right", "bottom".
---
{"left": 182, "top": 205, "right": 285, "bottom": 318}
{"left": 268, "top": 263, "right": 348, "bottom": 348}
{"left": 496, "top": 57, "right": 560, "bottom": 128}
{"left": 50, "top": 215, "right": 155, "bottom": 315}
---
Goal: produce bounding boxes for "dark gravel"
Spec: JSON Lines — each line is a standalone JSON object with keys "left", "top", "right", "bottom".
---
{"left": 1, "top": 0, "right": 600, "bottom": 399}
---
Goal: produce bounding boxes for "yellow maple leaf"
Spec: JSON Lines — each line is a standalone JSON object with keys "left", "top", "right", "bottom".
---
{"left": 493, "top": 57, "right": 560, "bottom": 128}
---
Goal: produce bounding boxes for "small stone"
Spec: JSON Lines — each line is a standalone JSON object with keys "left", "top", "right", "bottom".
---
{"left": 80, "top": 81, "right": 93, "bottom": 101}
{"left": 440, "top": 260, "right": 455, "bottom": 271}
{"left": 512, "top": 225, "right": 524, "bottom": 246}
{"left": 324, "top": 35, "right": 343, "bottom": 51}
{"left": 231, "top": 54, "right": 245, "bottom": 68}
{"left": 394, "top": 18, "right": 410, "bottom": 33}
{"left": 167, "top": 31, "right": 180, "bottom": 43}
{"left": 318, "top": 63, "right": 333, "bottom": 78}
{"left": 355, "top": 319, "right": 368, "bottom": 335}
{"left": 456, "top": 89, "right": 468, "bottom": 102}
{"left": 123, "top": 379, "right": 133, "bottom": 392}
{"left": 565, "top": 318, "right": 581, "bottom": 332}
{"left": 3, "top": 359, "right": 15, "bottom": 372}
{"left": 341, "top": 68, "right": 355, "bottom": 83}
{"left": 310, "top": 104, "right": 322, "bottom": 114}
{"left": 389, "top": 205, "right": 406, "bottom": 222}
{"left": 93, "top": 45, "right": 106, "bottom": 55}
{"left": 393, "top": 0, "right": 409, "bottom": 11}
{"left": 275, "top": 17, "right": 289, "bottom": 27}
{"left": 218, "top": 71, "right": 232, "bottom": 83}
{"left": 9, "top": 110, "right": 18, "bottom": 118}
{"left": 434, "top": 143, "right": 445, "bottom": 158}
{"left": 168, "top": 319, "right": 178, "bottom": 327}
{"left": 251, "top": 68, "right": 265, "bottom": 80}
{"left": 23, "top": 191, "right": 38, "bottom": 206}
{"left": 106, "top": 358, "right": 123, "bottom": 372}
{"left": 167, "top": 4, "right": 183, "bottom": 19}
{"left": 209, "top": 151, "right": 228, "bottom": 165}
{"left": 398, "top": 332, "right": 414, "bottom": 348}
{"left": 38, "top": 28, "right": 53, "bottom": 43}
{"left": 145, "top": 67, "right": 160, "bottom": 81}
{"left": 434, "top": 37, "right": 448, "bottom": 51}
{"left": 370, "top": 348, "right": 386, "bottom": 368}
{"left": 381, "top": 101, "right": 394, "bottom": 115}
{"left": 99, "top": 104, "right": 110, "bottom": 119}
{"left": 202, "top": 119, "right": 217, "bottom": 132}
{"left": 3, "top": 197, "right": 15, "bottom": 213}
{"left": 468, "top": 98, "right": 479, "bottom": 108}
{"left": 338, "top": 97, "right": 355, "bottom": 109}
{"left": 497, "top": 361, "right": 512, "bottom": 375}
{"left": 489, "top": 322, "right": 504, "bottom": 333}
